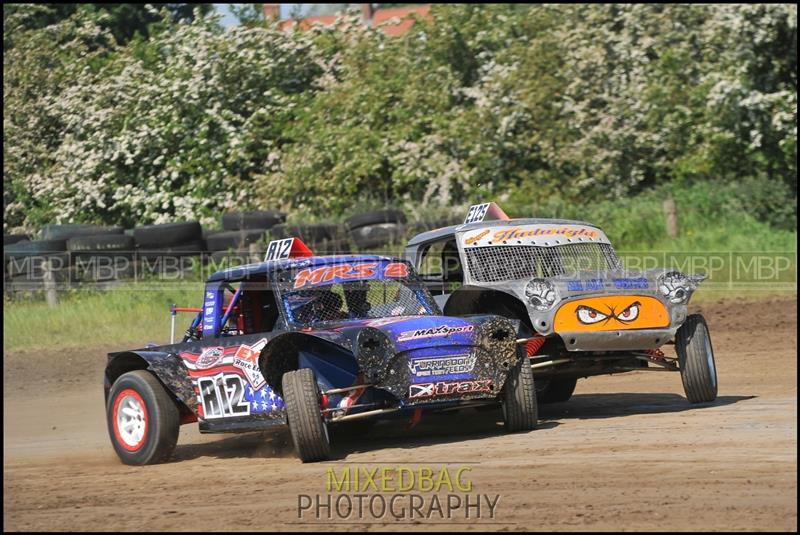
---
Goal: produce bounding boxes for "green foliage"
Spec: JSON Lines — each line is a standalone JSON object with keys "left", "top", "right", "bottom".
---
{"left": 2, "top": 4, "right": 212, "bottom": 47}
{"left": 3, "top": 4, "right": 797, "bottom": 234}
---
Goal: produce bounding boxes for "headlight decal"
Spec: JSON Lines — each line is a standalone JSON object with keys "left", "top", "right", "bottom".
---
{"left": 657, "top": 271, "right": 697, "bottom": 304}
{"left": 525, "top": 278, "right": 558, "bottom": 311}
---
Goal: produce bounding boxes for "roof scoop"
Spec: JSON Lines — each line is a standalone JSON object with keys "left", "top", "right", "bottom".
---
{"left": 264, "top": 237, "right": 313, "bottom": 261}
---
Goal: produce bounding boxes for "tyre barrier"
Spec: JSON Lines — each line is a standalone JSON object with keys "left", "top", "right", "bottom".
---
{"left": 269, "top": 223, "right": 341, "bottom": 244}
{"left": 344, "top": 209, "right": 408, "bottom": 250}
{"left": 4, "top": 234, "right": 31, "bottom": 246}
{"left": 221, "top": 210, "right": 285, "bottom": 232}
{"left": 41, "top": 224, "right": 124, "bottom": 240}
{"left": 6, "top": 209, "right": 459, "bottom": 291}
{"left": 344, "top": 209, "right": 407, "bottom": 230}
{"left": 205, "top": 229, "right": 269, "bottom": 252}
{"left": 133, "top": 221, "right": 202, "bottom": 249}
{"left": 67, "top": 235, "right": 136, "bottom": 260}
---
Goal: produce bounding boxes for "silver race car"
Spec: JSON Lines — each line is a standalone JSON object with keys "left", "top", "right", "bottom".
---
{"left": 403, "top": 202, "right": 717, "bottom": 404}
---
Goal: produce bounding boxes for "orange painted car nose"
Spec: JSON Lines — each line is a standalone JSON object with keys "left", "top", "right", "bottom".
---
{"left": 554, "top": 295, "right": 669, "bottom": 332}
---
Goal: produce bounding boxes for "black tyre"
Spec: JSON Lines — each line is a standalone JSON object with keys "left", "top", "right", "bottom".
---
{"left": 538, "top": 377, "right": 578, "bottom": 404}
{"left": 314, "top": 237, "right": 352, "bottom": 255}
{"left": 4, "top": 239, "right": 67, "bottom": 258}
{"left": 270, "top": 223, "right": 338, "bottom": 244}
{"left": 137, "top": 240, "right": 206, "bottom": 261}
{"left": 106, "top": 370, "right": 179, "bottom": 465}
{"left": 282, "top": 368, "right": 330, "bottom": 462}
{"left": 205, "top": 229, "right": 268, "bottom": 252}
{"left": 133, "top": 221, "right": 202, "bottom": 248}
{"left": 221, "top": 210, "right": 285, "bottom": 231}
{"left": 345, "top": 209, "right": 406, "bottom": 230}
{"left": 4, "top": 234, "right": 30, "bottom": 246}
{"left": 502, "top": 355, "right": 538, "bottom": 432}
{"left": 349, "top": 223, "right": 405, "bottom": 250}
{"left": 67, "top": 234, "right": 135, "bottom": 254}
{"left": 676, "top": 314, "right": 718, "bottom": 403}
{"left": 41, "top": 224, "right": 123, "bottom": 240}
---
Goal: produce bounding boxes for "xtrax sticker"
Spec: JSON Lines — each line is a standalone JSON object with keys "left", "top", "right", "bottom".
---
{"left": 197, "top": 373, "right": 250, "bottom": 419}
{"left": 196, "top": 346, "right": 225, "bottom": 369}
{"left": 233, "top": 338, "right": 268, "bottom": 389}
{"left": 397, "top": 324, "right": 474, "bottom": 342}
{"left": 408, "top": 354, "right": 477, "bottom": 377}
{"left": 409, "top": 379, "right": 493, "bottom": 400}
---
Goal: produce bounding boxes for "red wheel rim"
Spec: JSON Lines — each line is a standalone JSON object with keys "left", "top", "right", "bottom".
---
{"left": 112, "top": 388, "right": 148, "bottom": 451}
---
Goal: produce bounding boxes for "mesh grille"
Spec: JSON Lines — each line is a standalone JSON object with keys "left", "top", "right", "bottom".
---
{"left": 464, "top": 243, "right": 622, "bottom": 282}
{"left": 282, "top": 279, "right": 434, "bottom": 326}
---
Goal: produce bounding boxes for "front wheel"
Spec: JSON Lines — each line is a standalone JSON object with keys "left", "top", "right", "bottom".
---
{"left": 676, "top": 314, "right": 718, "bottom": 403}
{"left": 539, "top": 377, "right": 578, "bottom": 403}
{"left": 282, "top": 368, "right": 331, "bottom": 462}
{"left": 106, "top": 370, "right": 179, "bottom": 465}
{"left": 501, "top": 357, "right": 538, "bottom": 432}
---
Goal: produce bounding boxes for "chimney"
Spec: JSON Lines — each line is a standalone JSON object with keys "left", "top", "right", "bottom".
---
{"left": 262, "top": 4, "right": 280, "bottom": 20}
{"left": 361, "top": 3, "right": 374, "bottom": 26}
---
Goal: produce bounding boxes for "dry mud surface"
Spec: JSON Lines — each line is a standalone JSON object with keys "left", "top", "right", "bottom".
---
{"left": 3, "top": 296, "right": 797, "bottom": 531}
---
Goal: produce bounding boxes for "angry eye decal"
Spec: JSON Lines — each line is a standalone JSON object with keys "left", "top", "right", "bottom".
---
{"left": 577, "top": 305, "right": 609, "bottom": 324}
{"left": 616, "top": 301, "right": 641, "bottom": 323}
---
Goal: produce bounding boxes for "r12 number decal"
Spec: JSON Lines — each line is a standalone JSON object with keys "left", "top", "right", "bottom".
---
{"left": 464, "top": 203, "right": 490, "bottom": 224}
{"left": 197, "top": 374, "right": 250, "bottom": 419}
{"left": 265, "top": 238, "right": 294, "bottom": 261}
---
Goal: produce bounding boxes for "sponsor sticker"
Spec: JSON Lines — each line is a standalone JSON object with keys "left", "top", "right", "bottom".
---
{"left": 409, "top": 379, "right": 493, "bottom": 400}
{"left": 408, "top": 354, "right": 477, "bottom": 377}
{"left": 196, "top": 346, "right": 225, "bottom": 369}
{"left": 397, "top": 324, "right": 474, "bottom": 342}
{"left": 232, "top": 338, "right": 269, "bottom": 390}
{"left": 293, "top": 262, "right": 410, "bottom": 289}
{"left": 464, "top": 229, "right": 489, "bottom": 245}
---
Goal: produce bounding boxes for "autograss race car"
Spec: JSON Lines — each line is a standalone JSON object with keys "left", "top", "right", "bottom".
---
{"left": 404, "top": 202, "right": 717, "bottom": 405}
{"left": 104, "top": 238, "right": 537, "bottom": 465}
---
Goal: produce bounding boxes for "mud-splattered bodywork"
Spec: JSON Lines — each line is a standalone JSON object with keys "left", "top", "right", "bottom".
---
{"left": 105, "top": 254, "right": 521, "bottom": 434}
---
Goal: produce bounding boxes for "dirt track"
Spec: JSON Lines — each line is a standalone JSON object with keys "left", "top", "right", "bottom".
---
{"left": 3, "top": 296, "right": 797, "bottom": 531}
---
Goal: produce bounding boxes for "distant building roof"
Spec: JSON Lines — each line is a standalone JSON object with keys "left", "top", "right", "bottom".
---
{"left": 266, "top": 4, "right": 431, "bottom": 36}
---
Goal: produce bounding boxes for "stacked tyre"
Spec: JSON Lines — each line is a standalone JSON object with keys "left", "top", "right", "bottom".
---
{"left": 207, "top": 210, "right": 285, "bottom": 265}
{"left": 4, "top": 238, "right": 70, "bottom": 288}
{"left": 133, "top": 222, "right": 205, "bottom": 277}
{"left": 5, "top": 224, "right": 126, "bottom": 287}
{"left": 345, "top": 210, "right": 407, "bottom": 251}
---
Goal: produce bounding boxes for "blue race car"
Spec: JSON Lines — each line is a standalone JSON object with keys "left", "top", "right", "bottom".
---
{"left": 104, "top": 239, "right": 537, "bottom": 464}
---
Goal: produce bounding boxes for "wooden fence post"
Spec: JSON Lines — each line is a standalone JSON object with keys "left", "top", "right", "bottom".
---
{"left": 43, "top": 257, "right": 58, "bottom": 307}
{"left": 663, "top": 195, "right": 678, "bottom": 238}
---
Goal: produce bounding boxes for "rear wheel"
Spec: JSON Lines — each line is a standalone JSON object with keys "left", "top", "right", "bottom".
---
{"left": 106, "top": 370, "right": 179, "bottom": 465}
{"left": 676, "top": 314, "right": 718, "bottom": 403}
{"left": 501, "top": 357, "right": 538, "bottom": 432}
{"left": 282, "top": 368, "right": 331, "bottom": 462}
